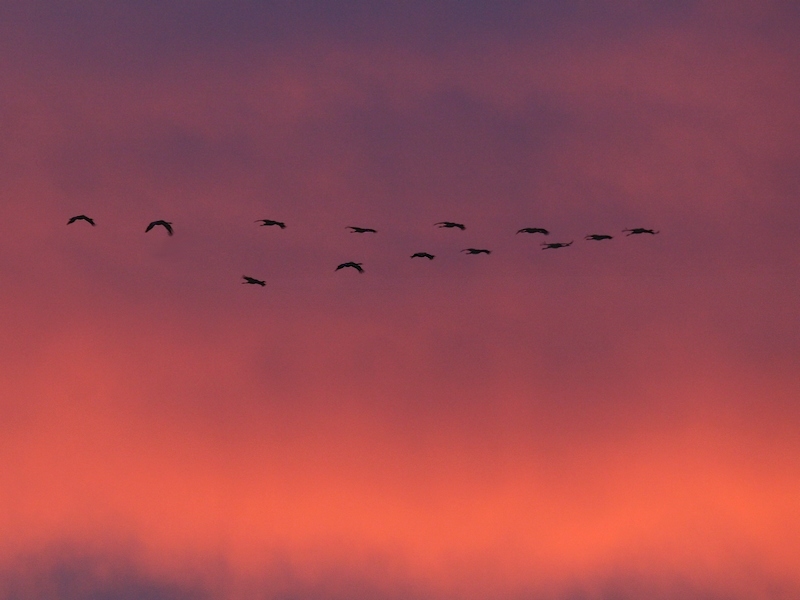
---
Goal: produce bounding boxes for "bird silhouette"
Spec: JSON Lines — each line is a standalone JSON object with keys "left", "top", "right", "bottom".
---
{"left": 255, "top": 219, "right": 286, "bottom": 228}
{"left": 242, "top": 276, "right": 266, "bottom": 286}
{"left": 462, "top": 248, "right": 491, "bottom": 255}
{"left": 145, "top": 220, "right": 173, "bottom": 235}
{"left": 411, "top": 252, "right": 435, "bottom": 260}
{"left": 347, "top": 226, "right": 377, "bottom": 233}
{"left": 67, "top": 215, "right": 95, "bottom": 226}
{"left": 336, "top": 261, "right": 364, "bottom": 273}
{"left": 585, "top": 234, "right": 613, "bottom": 241}
{"left": 517, "top": 227, "right": 549, "bottom": 235}
{"left": 541, "top": 241, "right": 573, "bottom": 249}
{"left": 435, "top": 221, "right": 466, "bottom": 230}
{"left": 623, "top": 228, "right": 659, "bottom": 236}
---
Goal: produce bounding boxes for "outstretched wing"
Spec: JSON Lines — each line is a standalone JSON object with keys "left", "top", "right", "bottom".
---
{"left": 68, "top": 215, "right": 94, "bottom": 225}
{"left": 242, "top": 276, "right": 266, "bottom": 286}
{"left": 146, "top": 220, "right": 173, "bottom": 235}
{"left": 337, "top": 262, "right": 364, "bottom": 272}
{"left": 436, "top": 221, "right": 465, "bottom": 229}
{"left": 257, "top": 219, "right": 286, "bottom": 228}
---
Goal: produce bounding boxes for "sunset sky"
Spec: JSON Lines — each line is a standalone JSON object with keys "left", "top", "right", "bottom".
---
{"left": 1, "top": 1, "right": 799, "bottom": 599}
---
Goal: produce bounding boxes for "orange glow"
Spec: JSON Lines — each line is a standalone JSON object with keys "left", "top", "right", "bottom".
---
{"left": 2, "top": 313, "right": 799, "bottom": 597}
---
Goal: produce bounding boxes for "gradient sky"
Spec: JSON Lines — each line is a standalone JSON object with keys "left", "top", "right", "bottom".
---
{"left": 1, "top": 1, "right": 799, "bottom": 599}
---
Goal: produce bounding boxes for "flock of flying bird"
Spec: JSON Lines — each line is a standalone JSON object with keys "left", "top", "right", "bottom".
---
{"left": 66, "top": 215, "right": 659, "bottom": 286}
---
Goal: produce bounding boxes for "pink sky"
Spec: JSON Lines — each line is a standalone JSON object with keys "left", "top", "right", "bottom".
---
{"left": 1, "top": 2, "right": 799, "bottom": 598}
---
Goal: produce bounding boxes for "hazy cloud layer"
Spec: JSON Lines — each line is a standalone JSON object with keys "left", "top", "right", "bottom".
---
{"left": 1, "top": 1, "right": 799, "bottom": 598}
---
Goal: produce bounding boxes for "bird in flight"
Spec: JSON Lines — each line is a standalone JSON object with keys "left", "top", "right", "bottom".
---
{"left": 462, "top": 248, "right": 491, "bottom": 255}
{"left": 146, "top": 220, "right": 173, "bottom": 235}
{"left": 347, "top": 226, "right": 377, "bottom": 233}
{"left": 541, "top": 241, "right": 573, "bottom": 249}
{"left": 585, "top": 234, "right": 613, "bottom": 241}
{"left": 623, "top": 228, "right": 659, "bottom": 236}
{"left": 411, "top": 252, "right": 435, "bottom": 260}
{"left": 435, "top": 221, "right": 466, "bottom": 230}
{"left": 242, "top": 276, "right": 266, "bottom": 286}
{"left": 517, "top": 227, "right": 549, "bottom": 235}
{"left": 336, "top": 261, "right": 364, "bottom": 273}
{"left": 255, "top": 219, "right": 286, "bottom": 229}
{"left": 67, "top": 215, "right": 95, "bottom": 226}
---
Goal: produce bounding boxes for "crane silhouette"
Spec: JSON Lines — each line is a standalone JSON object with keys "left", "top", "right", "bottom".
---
{"left": 623, "top": 228, "right": 659, "bottom": 236}
{"left": 462, "top": 248, "right": 491, "bottom": 255}
{"left": 67, "top": 215, "right": 95, "bottom": 226}
{"left": 435, "top": 222, "right": 466, "bottom": 230}
{"left": 347, "top": 226, "right": 377, "bottom": 233}
{"left": 145, "top": 220, "right": 173, "bottom": 236}
{"left": 517, "top": 227, "right": 549, "bottom": 235}
{"left": 585, "top": 234, "right": 613, "bottom": 241}
{"left": 411, "top": 252, "right": 435, "bottom": 260}
{"left": 242, "top": 276, "right": 266, "bottom": 286}
{"left": 255, "top": 219, "right": 286, "bottom": 229}
{"left": 336, "top": 262, "right": 364, "bottom": 273}
{"left": 541, "top": 241, "right": 573, "bottom": 249}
